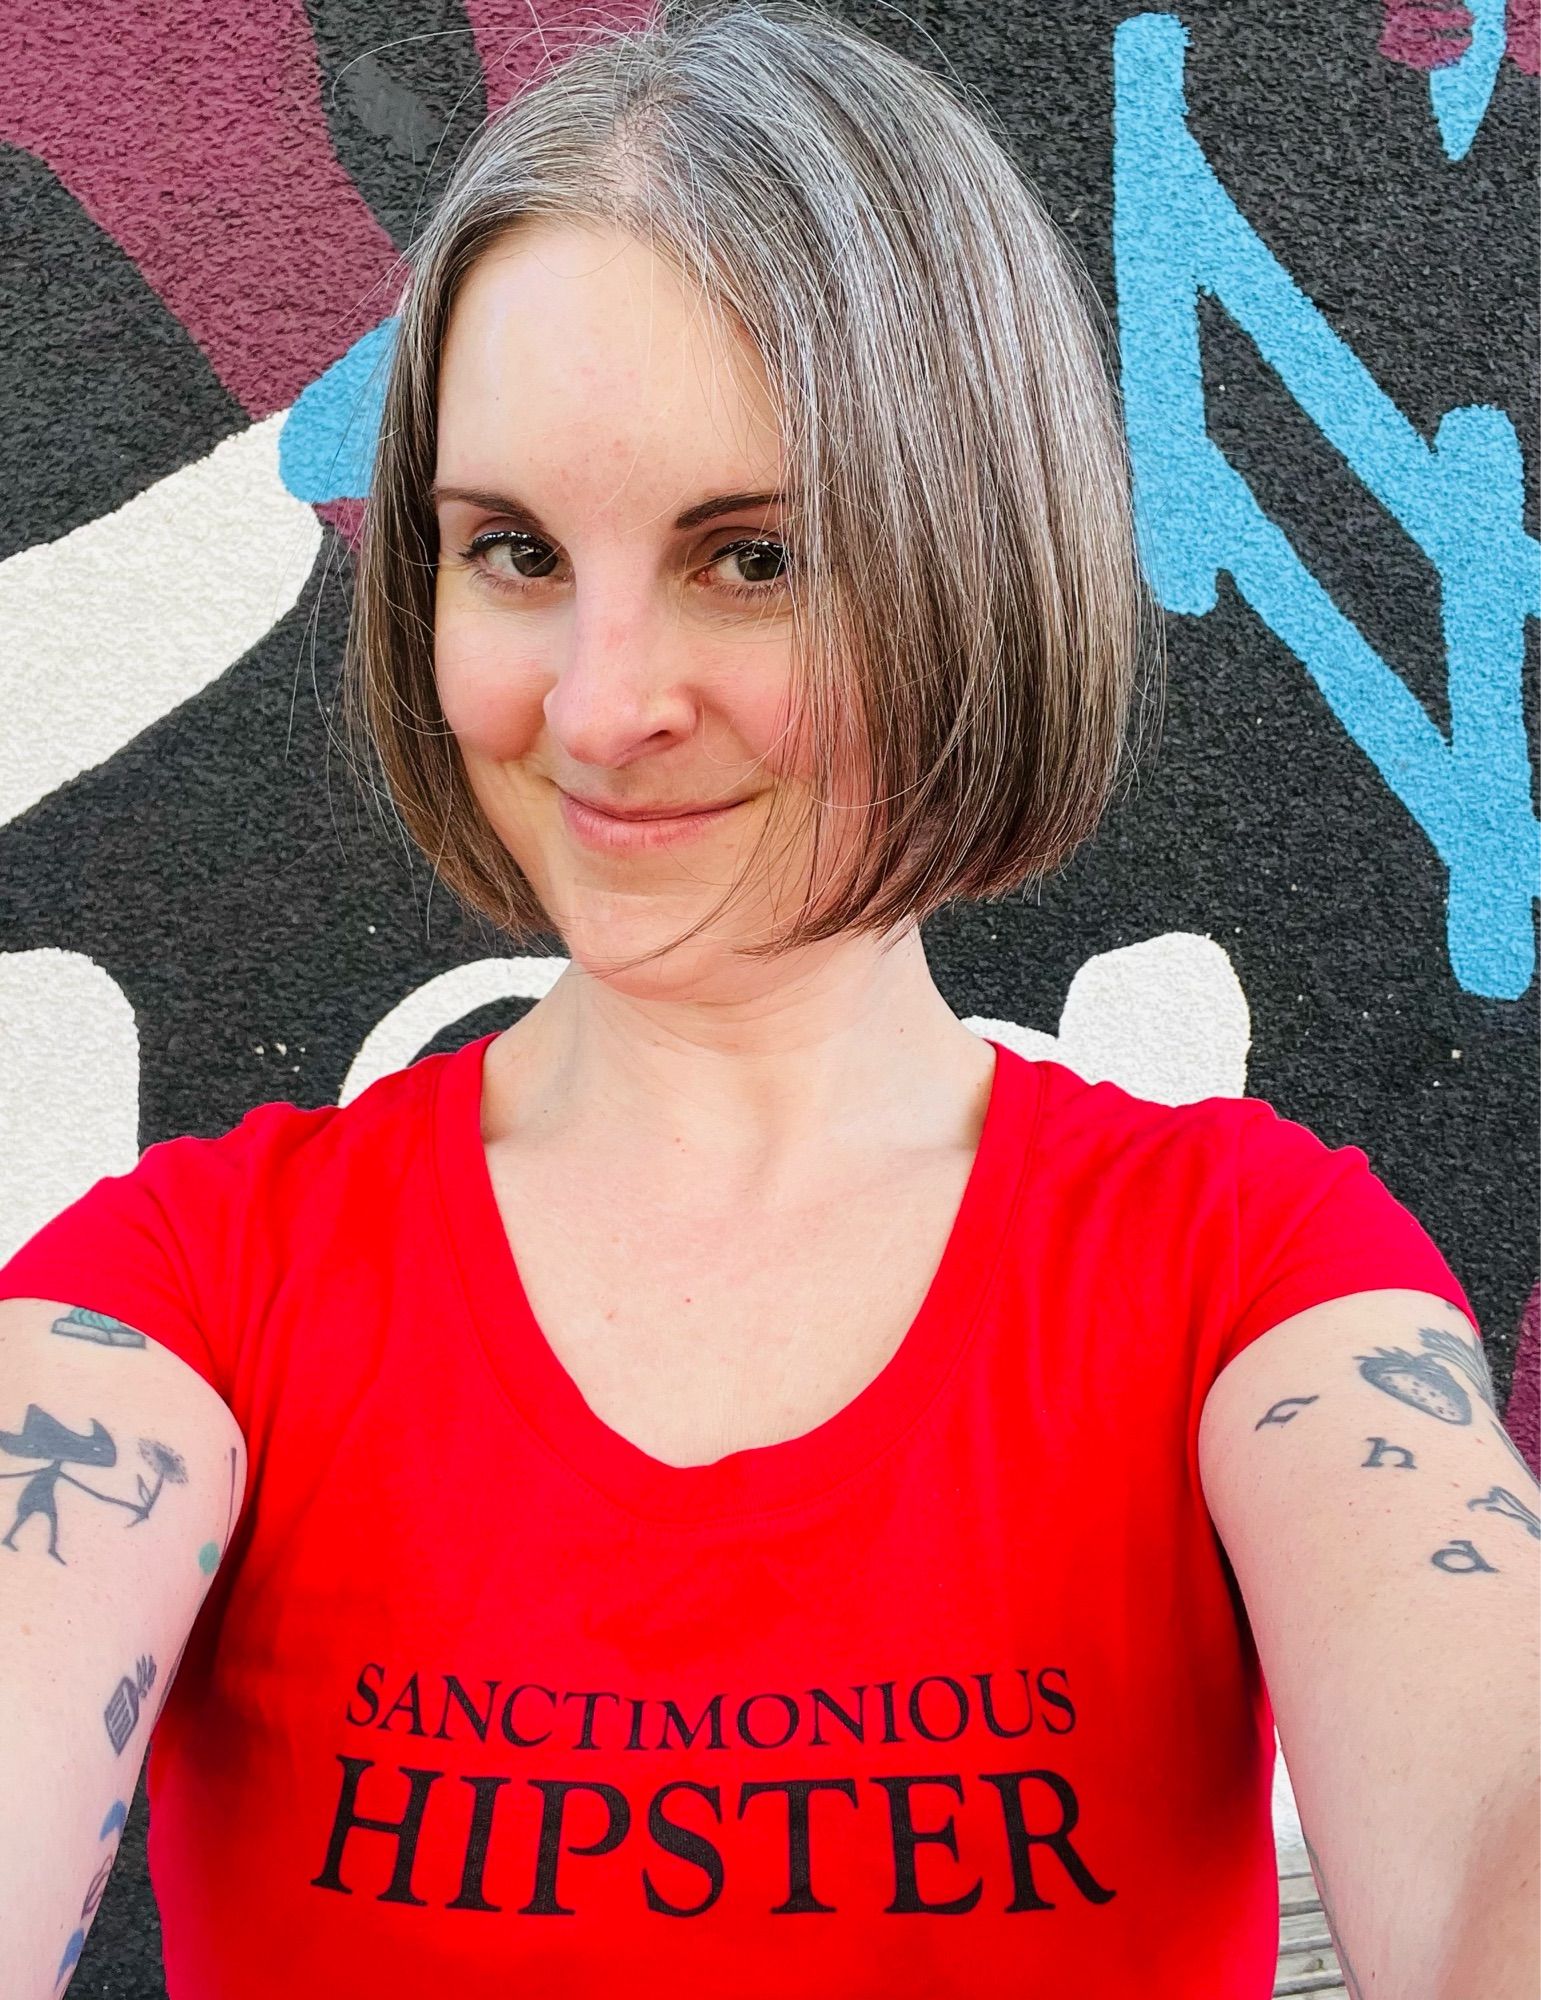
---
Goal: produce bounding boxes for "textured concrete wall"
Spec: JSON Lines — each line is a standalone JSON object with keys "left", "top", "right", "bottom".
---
{"left": 1, "top": 1, "right": 1535, "bottom": 1992}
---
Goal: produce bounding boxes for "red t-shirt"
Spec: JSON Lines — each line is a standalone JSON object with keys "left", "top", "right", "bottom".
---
{"left": 0, "top": 1032, "right": 1478, "bottom": 1998}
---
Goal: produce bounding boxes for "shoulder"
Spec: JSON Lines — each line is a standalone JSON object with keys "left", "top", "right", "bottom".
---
{"left": 1017, "top": 1054, "right": 1367, "bottom": 1280}
{"left": 133, "top": 1039, "right": 466, "bottom": 1215}
{"left": 1023, "top": 1050, "right": 1277, "bottom": 1186}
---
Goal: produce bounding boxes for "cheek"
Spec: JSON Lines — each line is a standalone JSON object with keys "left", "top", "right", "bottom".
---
{"left": 434, "top": 616, "right": 545, "bottom": 761}
{"left": 736, "top": 667, "right": 816, "bottom": 787}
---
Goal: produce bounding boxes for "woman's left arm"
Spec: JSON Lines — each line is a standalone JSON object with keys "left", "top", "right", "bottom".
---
{"left": 1199, "top": 1287, "right": 1540, "bottom": 2000}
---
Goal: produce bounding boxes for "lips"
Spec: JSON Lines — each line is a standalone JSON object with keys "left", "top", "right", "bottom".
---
{"left": 556, "top": 785, "right": 752, "bottom": 853}
{"left": 559, "top": 790, "right": 744, "bottom": 822}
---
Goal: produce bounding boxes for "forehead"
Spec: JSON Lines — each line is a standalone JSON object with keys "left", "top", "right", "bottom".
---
{"left": 434, "top": 221, "right": 782, "bottom": 513}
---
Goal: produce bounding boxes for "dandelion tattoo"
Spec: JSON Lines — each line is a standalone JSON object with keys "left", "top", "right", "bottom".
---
{"left": 0, "top": 1404, "right": 187, "bottom": 1563}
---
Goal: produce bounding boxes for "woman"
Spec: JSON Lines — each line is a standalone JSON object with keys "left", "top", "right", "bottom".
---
{"left": 0, "top": 3, "right": 1535, "bottom": 1996}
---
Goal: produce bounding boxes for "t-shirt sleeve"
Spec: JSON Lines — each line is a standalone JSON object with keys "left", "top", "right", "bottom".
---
{"left": 1216, "top": 1094, "right": 1481, "bottom": 1376}
{"left": 0, "top": 1118, "right": 271, "bottom": 1406}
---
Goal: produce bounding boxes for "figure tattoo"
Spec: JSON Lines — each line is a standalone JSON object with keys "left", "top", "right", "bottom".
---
{"left": 1356, "top": 1324, "right": 1495, "bottom": 1425}
{"left": 54, "top": 1798, "right": 129, "bottom": 1993}
{"left": 1254, "top": 1395, "right": 1319, "bottom": 1429}
{"left": 0, "top": 1405, "right": 187, "bottom": 1563}
{"left": 49, "top": 1307, "right": 146, "bottom": 1349}
{"left": 103, "top": 1655, "right": 157, "bottom": 1754}
{"left": 1467, "top": 1486, "right": 1541, "bottom": 1539}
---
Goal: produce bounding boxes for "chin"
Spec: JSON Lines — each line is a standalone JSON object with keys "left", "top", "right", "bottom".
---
{"left": 548, "top": 891, "right": 769, "bottom": 998}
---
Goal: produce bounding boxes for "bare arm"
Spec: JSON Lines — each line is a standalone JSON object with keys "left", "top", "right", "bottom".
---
{"left": 1199, "top": 1288, "right": 1539, "bottom": 2000}
{"left": 0, "top": 1296, "right": 248, "bottom": 1998}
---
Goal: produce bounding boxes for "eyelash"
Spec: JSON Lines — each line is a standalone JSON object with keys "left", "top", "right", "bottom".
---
{"left": 454, "top": 531, "right": 793, "bottom": 604}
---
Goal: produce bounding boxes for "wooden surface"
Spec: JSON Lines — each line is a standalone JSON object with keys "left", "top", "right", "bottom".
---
{"left": 1275, "top": 1852, "right": 1348, "bottom": 1997}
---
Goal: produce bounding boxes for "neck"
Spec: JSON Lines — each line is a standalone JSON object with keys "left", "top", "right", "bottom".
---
{"left": 484, "top": 925, "right": 995, "bottom": 1188}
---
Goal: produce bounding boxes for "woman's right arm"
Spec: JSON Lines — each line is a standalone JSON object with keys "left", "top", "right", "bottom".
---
{"left": 0, "top": 1294, "right": 248, "bottom": 1998}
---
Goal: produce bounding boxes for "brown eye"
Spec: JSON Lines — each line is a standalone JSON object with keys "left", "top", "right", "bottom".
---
{"left": 711, "top": 536, "right": 792, "bottom": 596}
{"left": 460, "top": 531, "right": 561, "bottom": 588}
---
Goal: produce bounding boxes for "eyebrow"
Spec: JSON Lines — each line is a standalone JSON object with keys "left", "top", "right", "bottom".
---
{"left": 428, "top": 484, "right": 785, "bottom": 533}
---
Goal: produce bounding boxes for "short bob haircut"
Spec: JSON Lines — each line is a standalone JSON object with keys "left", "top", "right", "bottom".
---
{"left": 342, "top": 0, "right": 1164, "bottom": 974}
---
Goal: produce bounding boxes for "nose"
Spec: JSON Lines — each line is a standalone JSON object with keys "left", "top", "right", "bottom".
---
{"left": 541, "top": 585, "right": 700, "bottom": 769}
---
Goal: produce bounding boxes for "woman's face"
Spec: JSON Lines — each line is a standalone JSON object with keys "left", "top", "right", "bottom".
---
{"left": 433, "top": 219, "right": 834, "bottom": 995}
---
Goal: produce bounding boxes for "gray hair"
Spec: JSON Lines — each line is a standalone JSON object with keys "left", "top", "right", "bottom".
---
{"left": 342, "top": 0, "right": 1165, "bottom": 972}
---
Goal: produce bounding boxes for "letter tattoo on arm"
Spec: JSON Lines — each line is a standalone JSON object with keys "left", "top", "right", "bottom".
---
{"left": 1254, "top": 1395, "right": 1319, "bottom": 1430}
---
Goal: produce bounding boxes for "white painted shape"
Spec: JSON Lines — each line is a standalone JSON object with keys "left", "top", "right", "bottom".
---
{"left": 1057, "top": 932, "right": 1250, "bottom": 1100}
{"left": 0, "top": 951, "right": 140, "bottom": 1260}
{"left": 966, "top": 932, "right": 1250, "bottom": 1103}
{"left": 0, "top": 412, "right": 321, "bottom": 827}
{"left": 340, "top": 957, "right": 569, "bottom": 1105}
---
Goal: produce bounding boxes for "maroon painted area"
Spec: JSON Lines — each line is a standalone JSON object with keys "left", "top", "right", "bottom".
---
{"left": 1503, "top": 1282, "right": 1540, "bottom": 1476}
{"left": 316, "top": 497, "right": 366, "bottom": 553}
{"left": 1378, "top": 0, "right": 1538, "bottom": 73}
{"left": 464, "top": 0, "right": 657, "bottom": 114}
{"left": 2, "top": 0, "right": 397, "bottom": 414}
{"left": 1378, "top": 0, "right": 1476, "bottom": 70}
{"left": 1509, "top": 0, "right": 1539, "bottom": 74}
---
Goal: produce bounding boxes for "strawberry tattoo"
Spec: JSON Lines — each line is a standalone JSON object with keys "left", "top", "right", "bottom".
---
{"left": 1356, "top": 1346, "right": 1470, "bottom": 1424}
{"left": 1355, "top": 1325, "right": 1494, "bottom": 1426}
{"left": 1360, "top": 1328, "right": 1488, "bottom": 1424}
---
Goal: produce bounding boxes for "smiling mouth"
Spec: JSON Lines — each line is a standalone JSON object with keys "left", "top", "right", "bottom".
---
{"left": 556, "top": 786, "right": 754, "bottom": 852}
{"left": 559, "top": 789, "right": 751, "bottom": 822}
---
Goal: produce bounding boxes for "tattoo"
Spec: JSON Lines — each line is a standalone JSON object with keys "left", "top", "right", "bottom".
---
{"left": 1356, "top": 1323, "right": 1494, "bottom": 1425}
{"left": 1468, "top": 1486, "right": 1541, "bottom": 1539}
{"left": 0, "top": 1405, "right": 187, "bottom": 1563}
{"left": 1254, "top": 1395, "right": 1319, "bottom": 1429}
{"left": 1303, "top": 1834, "right": 1365, "bottom": 2000}
{"left": 1362, "top": 1436, "right": 1416, "bottom": 1469}
{"left": 54, "top": 1798, "right": 129, "bottom": 1993}
{"left": 1431, "top": 1537, "right": 1496, "bottom": 1575}
{"left": 50, "top": 1307, "right": 146, "bottom": 1349}
{"left": 103, "top": 1654, "right": 158, "bottom": 1754}
{"left": 198, "top": 1445, "right": 242, "bottom": 1576}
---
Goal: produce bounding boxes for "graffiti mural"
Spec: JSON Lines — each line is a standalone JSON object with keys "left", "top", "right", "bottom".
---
{"left": 0, "top": 1, "right": 1534, "bottom": 1991}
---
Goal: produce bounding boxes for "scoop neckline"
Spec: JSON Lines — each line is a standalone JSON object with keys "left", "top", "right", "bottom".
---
{"left": 433, "top": 1028, "right": 1042, "bottom": 1525}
